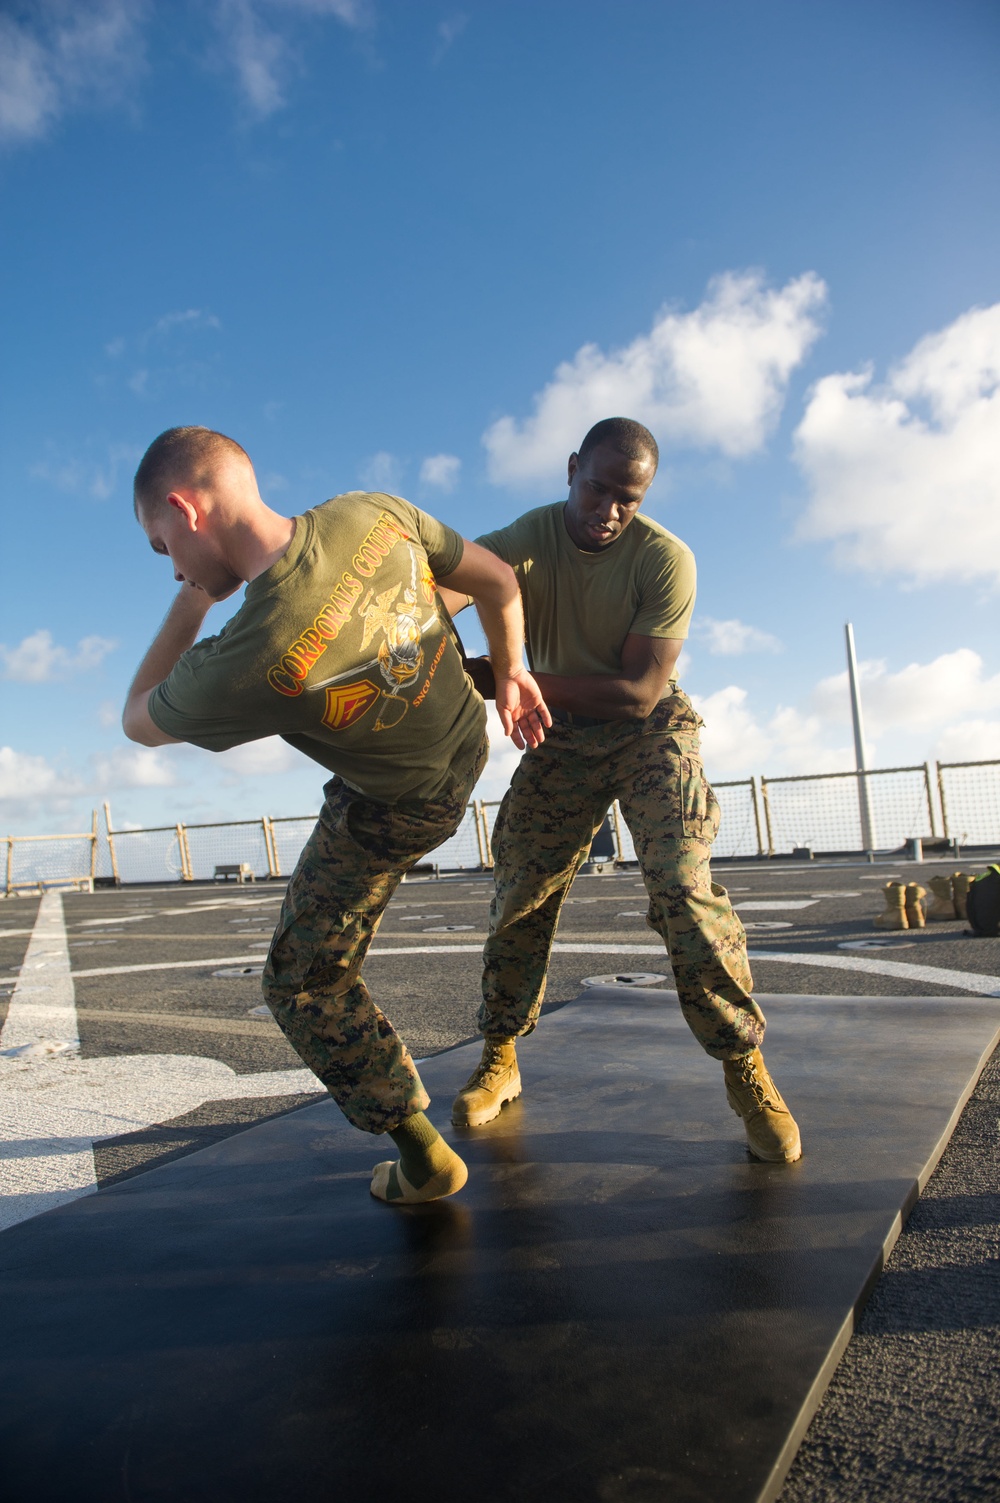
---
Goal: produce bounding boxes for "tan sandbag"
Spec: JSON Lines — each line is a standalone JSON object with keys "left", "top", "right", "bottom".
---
{"left": 905, "top": 883, "right": 926, "bottom": 928}
{"left": 874, "top": 881, "right": 908, "bottom": 930}
{"left": 926, "top": 875, "right": 956, "bottom": 920}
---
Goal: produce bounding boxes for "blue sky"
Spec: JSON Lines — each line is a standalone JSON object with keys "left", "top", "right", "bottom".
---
{"left": 1, "top": 0, "right": 998, "bottom": 835}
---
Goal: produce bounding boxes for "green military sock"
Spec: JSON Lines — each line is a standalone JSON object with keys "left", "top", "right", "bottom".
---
{"left": 369, "top": 1111, "right": 468, "bottom": 1204}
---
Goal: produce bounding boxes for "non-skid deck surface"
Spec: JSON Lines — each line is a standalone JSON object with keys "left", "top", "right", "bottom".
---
{"left": 1, "top": 988, "right": 998, "bottom": 1503}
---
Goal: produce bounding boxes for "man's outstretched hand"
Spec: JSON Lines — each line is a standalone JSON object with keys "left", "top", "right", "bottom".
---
{"left": 495, "top": 667, "right": 552, "bottom": 750}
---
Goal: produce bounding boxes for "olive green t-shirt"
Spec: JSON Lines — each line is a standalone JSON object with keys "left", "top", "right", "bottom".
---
{"left": 148, "top": 492, "right": 486, "bottom": 803}
{"left": 477, "top": 503, "right": 696, "bottom": 687}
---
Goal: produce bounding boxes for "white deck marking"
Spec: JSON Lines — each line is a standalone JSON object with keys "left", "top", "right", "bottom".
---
{"left": 2, "top": 939, "right": 999, "bottom": 1002}
{"left": 0, "top": 893, "right": 98, "bottom": 1227}
{"left": 735, "top": 900, "right": 818, "bottom": 911}
{"left": 747, "top": 949, "right": 1000, "bottom": 996}
{"left": 0, "top": 892, "right": 79, "bottom": 1055}
{"left": 0, "top": 897, "right": 323, "bottom": 1234}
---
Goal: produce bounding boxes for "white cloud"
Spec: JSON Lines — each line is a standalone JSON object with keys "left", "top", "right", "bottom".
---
{"left": 30, "top": 442, "right": 139, "bottom": 500}
{"left": 813, "top": 648, "right": 1000, "bottom": 742}
{"left": 217, "top": 738, "right": 303, "bottom": 777}
{"left": 483, "top": 270, "right": 827, "bottom": 489}
{"left": 92, "top": 746, "right": 179, "bottom": 789}
{"left": 693, "top": 646, "right": 1000, "bottom": 781}
{"left": 213, "top": 0, "right": 370, "bottom": 118}
{"left": 693, "top": 686, "right": 851, "bottom": 779}
{"left": 149, "top": 308, "right": 222, "bottom": 339}
{"left": 794, "top": 302, "right": 1000, "bottom": 584}
{"left": 433, "top": 14, "right": 467, "bottom": 64}
{"left": 0, "top": 630, "right": 117, "bottom": 684}
{"left": 0, "top": 746, "right": 65, "bottom": 802}
{"left": 214, "top": 0, "right": 289, "bottom": 116}
{"left": 359, "top": 450, "right": 402, "bottom": 491}
{"left": 419, "top": 453, "right": 461, "bottom": 491}
{"left": 695, "top": 618, "right": 782, "bottom": 655}
{"left": 934, "top": 720, "right": 1000, "bottom": 763}
{"left": 0, "top": 1, "right": 146, "bottom": 149}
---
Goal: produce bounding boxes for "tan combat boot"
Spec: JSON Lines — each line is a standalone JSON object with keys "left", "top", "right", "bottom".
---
{"left": 952, "top": 872, "right": 973, "bottom": 921}
{"left": 925, "top": 875, "right": 956, "bottom": 920}
{"left": 452, "top": 1038, "right": 521, "bottom": 1127}
{"left": 723, "top": 1048, "right": 802, "bottom": 1163}
{"left": 874, "top": 881, "right": 908, "bottom": 929}
{"left": 904, "top": 883, "right": 927, "bottom": 928}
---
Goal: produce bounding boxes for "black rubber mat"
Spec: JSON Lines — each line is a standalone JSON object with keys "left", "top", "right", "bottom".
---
{"left": 1, "top": 988, "right": 997, "bottom": 1503}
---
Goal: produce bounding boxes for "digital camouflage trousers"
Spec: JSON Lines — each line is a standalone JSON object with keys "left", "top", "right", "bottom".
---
{"left": 480, "top": 693, "right": 765, "bottom": 1060}
{"left": 262, "top": 734, "right": 488, "bottom": 1135}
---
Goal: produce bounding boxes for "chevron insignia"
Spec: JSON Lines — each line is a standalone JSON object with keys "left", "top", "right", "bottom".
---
{"left": 321, "top": 679, "right": 380, "bottom": 731}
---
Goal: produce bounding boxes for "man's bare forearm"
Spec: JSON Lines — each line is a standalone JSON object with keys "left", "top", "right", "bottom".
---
{"left": 532, "top": 671, "right": 657, "bottom": 720}
{"left": 471, "top": 588, "right": 524, "bottom": 681}
{"left": 125, "top": 588, "right": 212, "bottom": 705}
{"left": 532, "top": 636, "right": 683, "bottom": 721}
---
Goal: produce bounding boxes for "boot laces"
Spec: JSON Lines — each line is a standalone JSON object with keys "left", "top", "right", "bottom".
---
{"left": 732, "top": 1056, "right": 772, "bottom": 1110}
{"left": 470, "top": 1042, "right": 513, "bottom": 1088}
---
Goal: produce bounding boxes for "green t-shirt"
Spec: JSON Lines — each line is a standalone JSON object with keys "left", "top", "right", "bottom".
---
{"left": 148, "top": 492, "right": 486, "bottom": 803}
{"left": 477, "top": 503, "right": 696, "bottom": 686}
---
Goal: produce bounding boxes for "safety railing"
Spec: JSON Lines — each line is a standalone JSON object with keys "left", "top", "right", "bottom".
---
{"left": 480, "top": 780, "right": 764, "bottom": 864}
{"left": 760, "top": 764, "right": 936, "bottom": 856}
{"left": 937, "top": 759, "right": 1000, "bottom": 847}
{"left": 3, "top": 815, "right": 99, "bottom": 895}
{"left": 6, "top": 756, "right": 998, "bottom": 894}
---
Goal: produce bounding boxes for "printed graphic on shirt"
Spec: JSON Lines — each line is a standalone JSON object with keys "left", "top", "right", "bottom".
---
{"left": 310, "top": 545, "right": 441, "bottom": 732}
{"left": 320, "top": 678, "right": 380, "bottom": 731}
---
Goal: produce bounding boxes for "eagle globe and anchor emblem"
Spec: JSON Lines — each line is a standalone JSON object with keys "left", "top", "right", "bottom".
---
{"left": 308, "top": 546, "right": 439, "bottom": 732}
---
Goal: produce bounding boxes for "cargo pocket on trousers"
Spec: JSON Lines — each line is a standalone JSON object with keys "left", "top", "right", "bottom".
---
{"left": 265, "top": 895, "right": 336, "bottom": 994}
{"left": 679, "top": 754, "right": 717, "bottom": 840}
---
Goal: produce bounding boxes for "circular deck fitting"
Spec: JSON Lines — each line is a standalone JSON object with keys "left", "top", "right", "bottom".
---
{"left": 581, "top": 971, "right": 669, "bottom": 988}
{"left": 838, "top": 939, "right": 916, "bottom": 951}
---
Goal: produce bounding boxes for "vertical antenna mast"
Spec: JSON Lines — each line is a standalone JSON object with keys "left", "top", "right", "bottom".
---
{"left": 845, "top": 623, "right": 875, "bottom": 852}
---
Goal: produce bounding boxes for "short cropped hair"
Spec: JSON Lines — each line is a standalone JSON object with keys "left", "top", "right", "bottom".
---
{"left": 134, "top": 426, "right": 251, "bottom": 514}
{"left": 577, "top": 417, "right": 659, "bottom": 470}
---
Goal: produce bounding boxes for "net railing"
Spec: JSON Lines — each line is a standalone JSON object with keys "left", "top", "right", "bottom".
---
{"left": 268, "top": 817, "right": 319, "bottom": 880}
{"left": 105, "top": 825, "right": 188, "bottom": 886}
{"left": 6, "top": 757, "right": 996, "bottom": 893}
{"left": 183, "top": 820, "right": 273, "bottom": 881}
{"left": 426, "top": 804, "right": 489, "bottom": 870}
{"left": 938, "top": 759, "right": 1000, "bottom": 846}
{"left": 482, "top": 781, "right": 765, "bottom": 865}
{"left": 761, "top": 765, "right": 935, "bottom": 855}
{"left": 4, "top": 832, "right": 97, "bottom": 893}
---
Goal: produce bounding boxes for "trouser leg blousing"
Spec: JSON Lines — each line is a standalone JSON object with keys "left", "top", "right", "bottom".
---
{"left": 263, "top": 736, "right": 488, "bottom": 1135}
{"left": 479, "top": 698, "right": 765, "bottom": 1061}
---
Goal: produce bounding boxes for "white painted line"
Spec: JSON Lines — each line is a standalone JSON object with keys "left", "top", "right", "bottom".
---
{"left": 0, "top": 896, "right": 324, "bottom": 1235}
{"left": 0, "top": 1052, "right": 323, "bottom": 1234}
{"left": 747, "top": 949, "right": 1000, "bottom": 997}
{"left": 735, "top": 901, "right": 818, "bottom": 911}
{"left": 5, "top": 942, "right": 999, "bottom": 1006}
{"left": 0, "top": 892, "right": 99, "bottom": 1229}
{"left": 77, "top": 914, "right": 154, "bottom": 928}
{"left": 0, "top": 930, "right": 35, "bottom": 939}
{"left": 0, "top": 892, "right": 79, "bottom": 1055}
{"left": 71, "top": 954, "right": 269, "bottom": 980}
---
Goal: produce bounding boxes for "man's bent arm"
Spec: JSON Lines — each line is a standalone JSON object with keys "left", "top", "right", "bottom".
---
{"left": 122, "top": 588, "right": 213, "bottom": 745}
{"left": 532, "top": 634, "right": 684, "bottom": 721}
{"left": 438, "top": 541, "right": 551, "bottom": 748}
{"left": 436, "top": 585, "right": 471, "bottom": 618}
